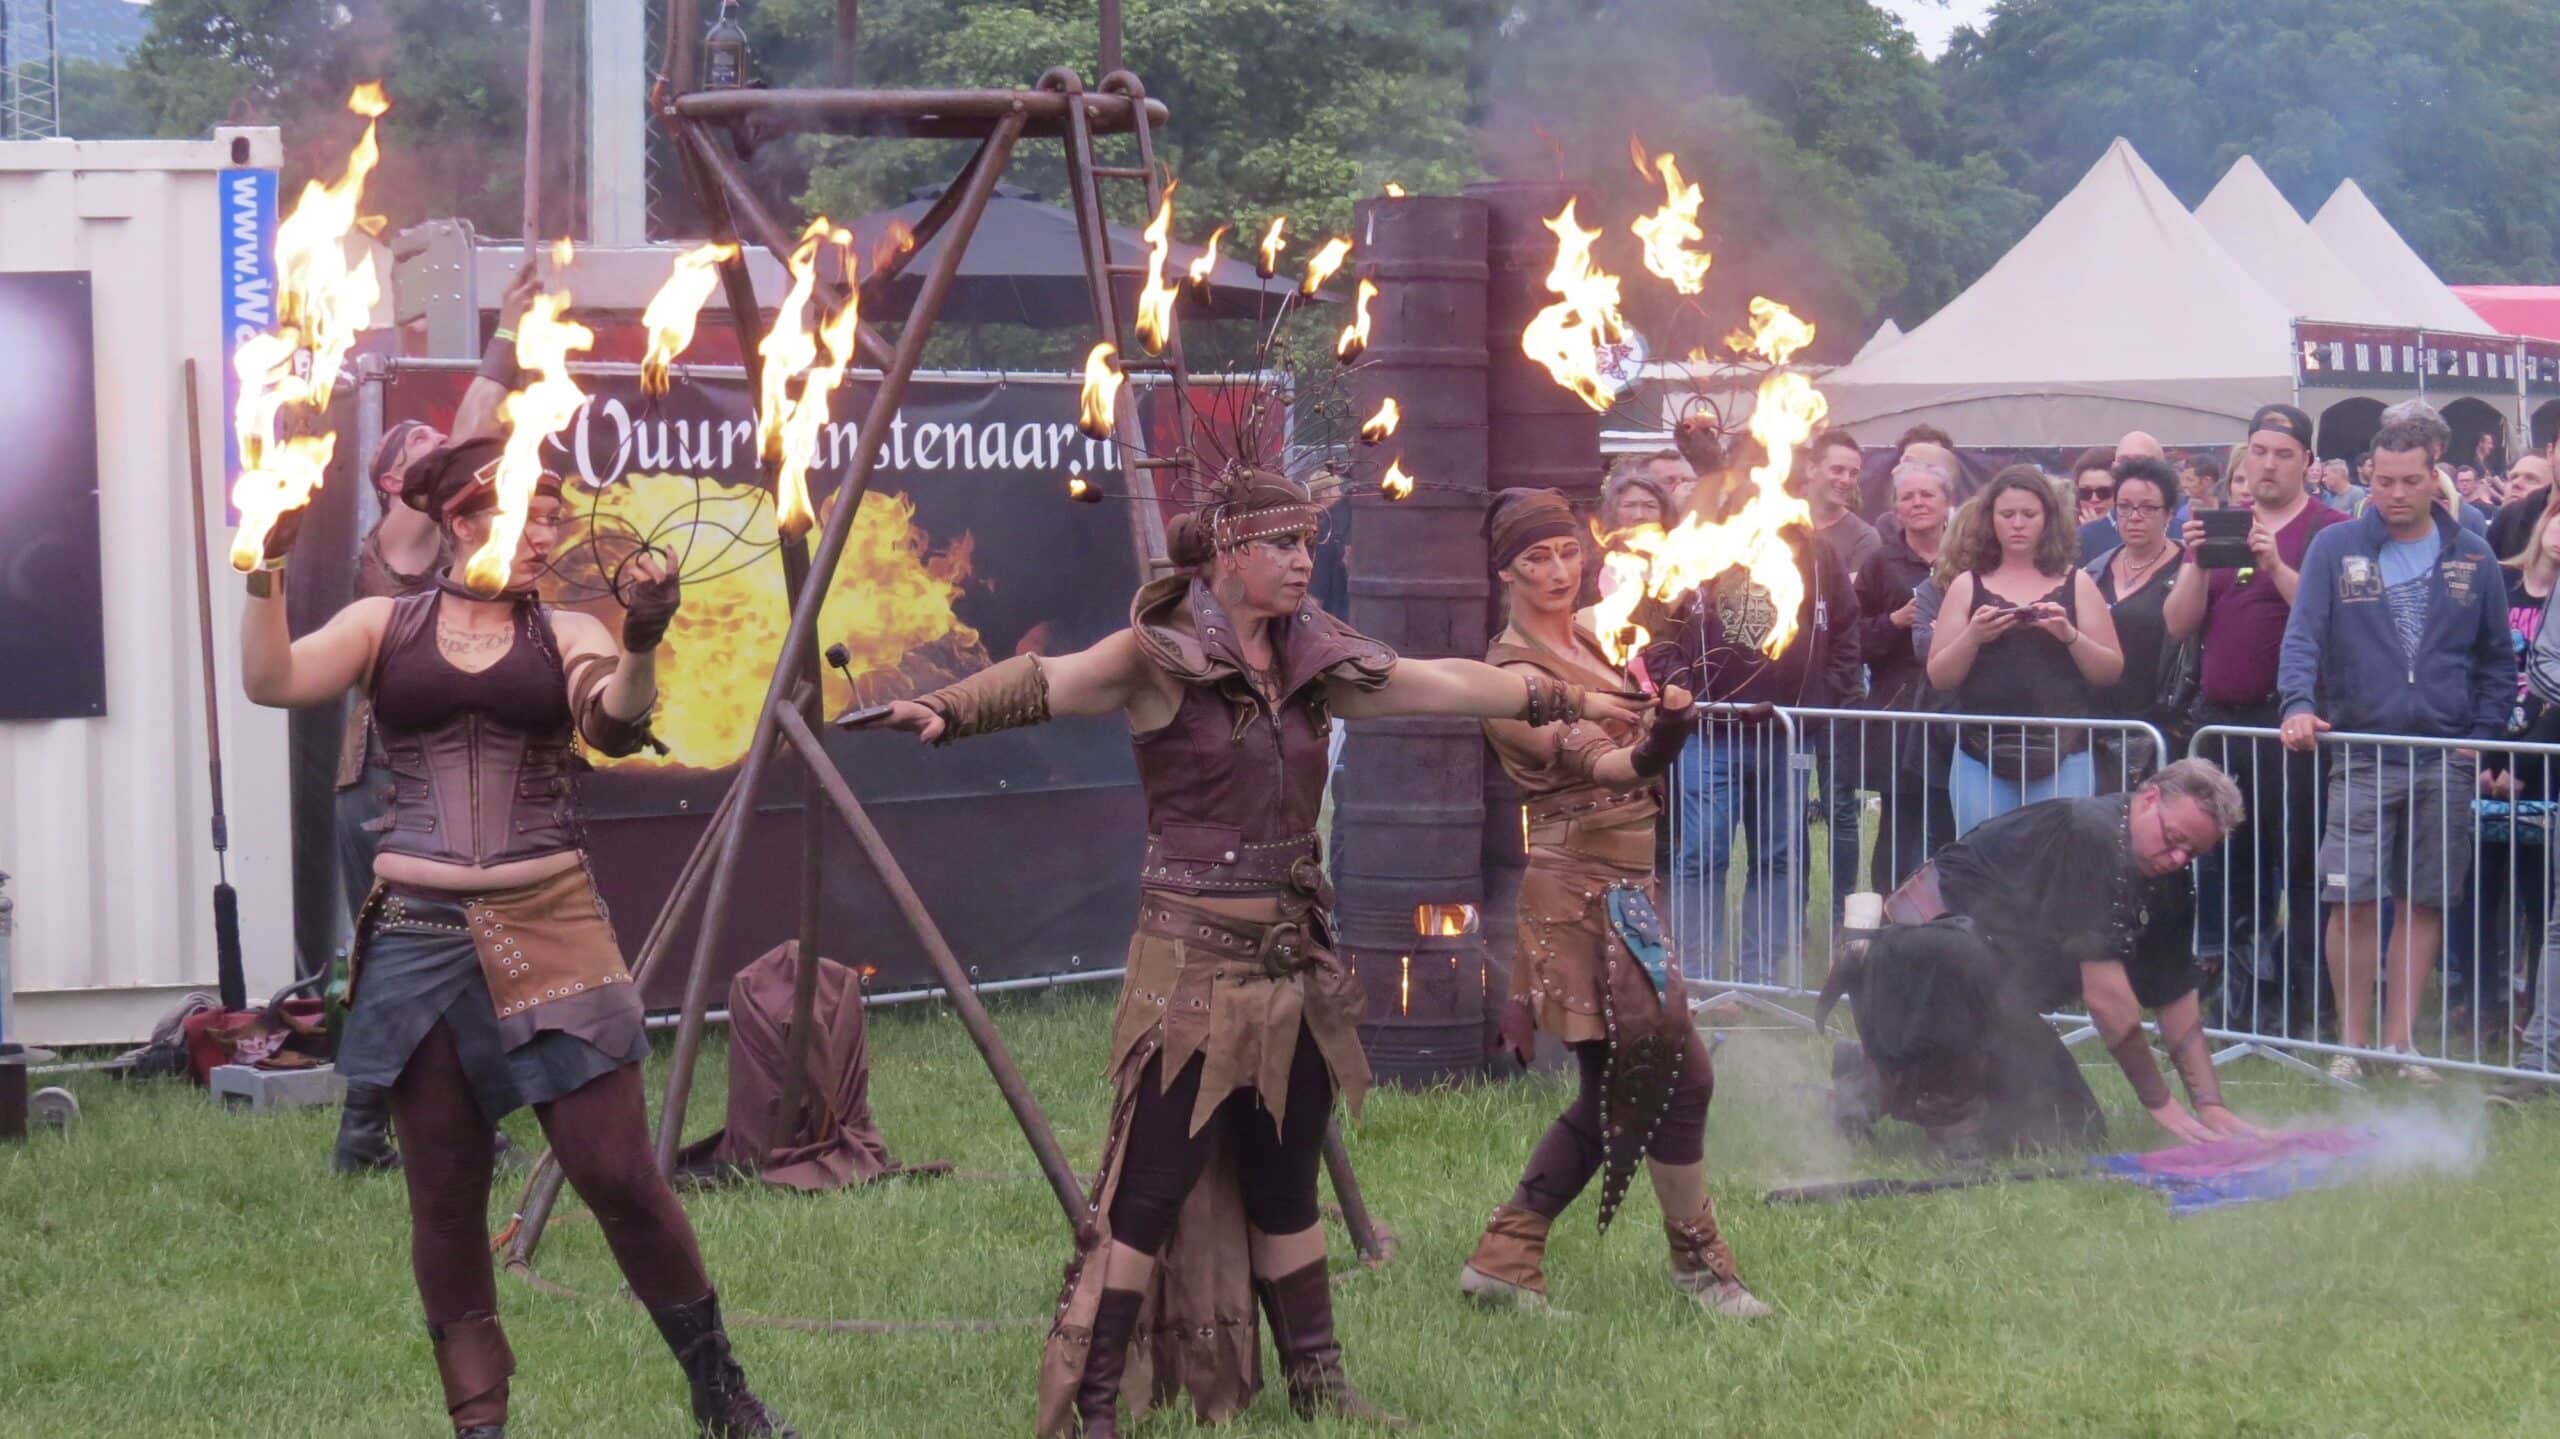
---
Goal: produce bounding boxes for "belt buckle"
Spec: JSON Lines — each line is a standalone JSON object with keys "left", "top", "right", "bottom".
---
{"left": 1256, "top": 921, "right": 1308, "bottom": 979}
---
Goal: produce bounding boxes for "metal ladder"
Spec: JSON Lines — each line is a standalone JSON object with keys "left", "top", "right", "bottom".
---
{"left": 1055, "top": 69, "right": 1196, "bottom": 570}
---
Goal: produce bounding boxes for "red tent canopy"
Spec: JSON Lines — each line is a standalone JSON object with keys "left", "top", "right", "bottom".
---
{"left": 2451, "top": 285, "right": 2560, "bottom": 342}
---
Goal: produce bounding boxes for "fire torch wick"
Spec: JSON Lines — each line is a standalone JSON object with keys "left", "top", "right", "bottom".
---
{"left": 824, "top": 642, "right": 857, "bottom": 698}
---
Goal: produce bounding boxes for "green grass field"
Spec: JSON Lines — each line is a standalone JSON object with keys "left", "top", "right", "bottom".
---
{"left": 6, "top": 988, "right": 2559, "bottom": 1438}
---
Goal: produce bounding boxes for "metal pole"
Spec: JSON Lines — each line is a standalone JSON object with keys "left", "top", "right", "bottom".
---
{"left": 773, "top": 702, "right": 1085, "bottom": 1226}
{"left": 677, "top": 121, "right": 896, "bottom": 370}
{"left": 834, "top": 0, "right": 860, "bottom": 86}
{"left": 1099, "top": 0, "right": 1122, "bottom": 75}
{"left": 651, "top": 110, "right": 1029, "bottom": 1174}
{"left": 524, "top": 0, "right": 549, "bottom": 248}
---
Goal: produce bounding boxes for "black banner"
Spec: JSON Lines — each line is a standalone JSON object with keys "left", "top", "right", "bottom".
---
{"left": 0, "top": 272, "right": 106, "bottom": 719}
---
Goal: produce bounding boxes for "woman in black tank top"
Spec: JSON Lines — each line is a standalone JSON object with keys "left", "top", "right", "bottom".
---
{"left": 1927, "top": 466, "right": 2125, "bottom": 836}
{"left": 237, "top": 434, "right": 794, "bottom": 1438}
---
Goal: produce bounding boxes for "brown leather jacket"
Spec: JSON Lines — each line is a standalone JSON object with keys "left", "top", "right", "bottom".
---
{"left": 368, "top": 589, "right": 584, "bottom": 867}
{"left": 1482, "top": 623, "right": 1657, "bottom": 873}
{"left": 1127, "top": 576, "right": 1394, "bottom": 897}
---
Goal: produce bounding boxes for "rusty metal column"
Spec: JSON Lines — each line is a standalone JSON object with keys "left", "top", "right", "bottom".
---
{"left": 1465, "top": 180, "right": 1602, "bottom": 1050}
{"left": 1336, "top": 193, "right": 1492, "bottom": 1086}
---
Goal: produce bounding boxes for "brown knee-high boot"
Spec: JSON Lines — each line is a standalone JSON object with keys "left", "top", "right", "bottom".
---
{"left": 1252, "top": 1260, "right": 1410, "bottom": 1428}
{"left": 1073, "top": 1288, "right": 1145, "bottom": 1439}
{"left": 428, "top": 1312, "right": 512, "bottom": 1438}
{"left": 649, "top": 1292, "right": 798, "bottom": 1437}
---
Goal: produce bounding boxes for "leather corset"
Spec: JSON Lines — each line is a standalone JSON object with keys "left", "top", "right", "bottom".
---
{"left": 370, "top": 589, "right": 583, "bottom": 867}
{"left": 1128, "top": 576, "right": 1395, "bottom": 897}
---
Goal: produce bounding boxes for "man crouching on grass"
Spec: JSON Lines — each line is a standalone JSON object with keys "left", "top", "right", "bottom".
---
{"left": 1819, "top": 759, "right": 2268, "bottom": 1155}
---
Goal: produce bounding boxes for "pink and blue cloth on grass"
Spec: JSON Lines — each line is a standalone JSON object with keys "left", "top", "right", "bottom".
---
{"left": 2091, "top": 1127, "right": 2381, "bottom": 1215}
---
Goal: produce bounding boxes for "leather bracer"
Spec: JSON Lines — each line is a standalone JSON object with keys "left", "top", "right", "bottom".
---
{"left": 565, "top": 651, "right": 660, "bottom": 758}
{"left": 917, "top": 653, "right": 1050, "bottom": 744}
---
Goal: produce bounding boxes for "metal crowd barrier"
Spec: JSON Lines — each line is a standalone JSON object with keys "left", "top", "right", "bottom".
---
{"left": 1663, "top": 707, "right": 2169, "bottom": 1009}
{"left": 2185, "top": 726, "right": 2560, "bottom": 1088}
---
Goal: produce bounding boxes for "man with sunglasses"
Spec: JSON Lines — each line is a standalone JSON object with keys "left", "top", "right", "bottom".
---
{"left": 1818, "top": 759, "right": 2264, "bottom": 1153}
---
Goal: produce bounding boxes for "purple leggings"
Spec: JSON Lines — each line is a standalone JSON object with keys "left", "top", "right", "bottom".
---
{"left": 1509, "top": 1029, "right": 1714, "bottom": 1219}
{"left": 1107, "top": 1025, "right": 1334, "bottom": 1255}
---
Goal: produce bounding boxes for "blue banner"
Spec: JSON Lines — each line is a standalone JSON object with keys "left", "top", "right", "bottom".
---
{"left": 216, "top": 167, "right": 278, "bottom": 516}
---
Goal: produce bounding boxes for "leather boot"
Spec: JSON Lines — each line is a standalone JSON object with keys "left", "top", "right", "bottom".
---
{"left": 1252, "top": 1259, "right": 1410, "bottom": 1428}
{"left": 1074, "top": 1288, "right": 1145, "bottom": 1439}
{"left": 427, "top": 1311, "right": 511, "bottom": 1437}
{"left": 1664, "top": 1196, "right": 1771, "bottom": 1320}
{"left": 1458, "top": 1205, "right": 1559, "bottom": 1312}
{"left": 331, "top": 1081, "right": 400, "bottom": 1174}
{"left": 648, "top": 1292, "right": 799, "bottom": 1438}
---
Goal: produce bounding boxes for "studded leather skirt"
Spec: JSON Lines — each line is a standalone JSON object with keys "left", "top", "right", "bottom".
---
{"left": 340, "top": 865, "right": 647, "bottom": 1120}
{"left": 1514, "top": 860, "right": 1687, "bottom": 1045}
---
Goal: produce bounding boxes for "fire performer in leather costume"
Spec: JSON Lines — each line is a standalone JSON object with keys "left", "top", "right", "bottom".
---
{"left": 1817, "top": 759, "right": 2267, "bottom": 1155}
{"left": 1459, "top": 489, "right": 1770, "bottom": 1321}
{"left": 331, "top": 268, "right": 539, "bottom": 1176}
{"left": 240, "top": 437, "right": 794, "bottom": 1439}
{"left": 865, "top": 469, "right": 1649, "bottom": 1438}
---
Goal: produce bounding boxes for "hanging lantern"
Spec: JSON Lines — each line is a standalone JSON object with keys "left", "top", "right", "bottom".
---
{"left": 703, "top": 2, "right": 752, "bottom": 91}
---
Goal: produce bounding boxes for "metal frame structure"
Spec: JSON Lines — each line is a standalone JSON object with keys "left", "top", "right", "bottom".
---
{"left": 504, "top": 0, "right": 1388, "bottom": 1277}
{"left": 1, "top": 0, "right": 63, "bottom": 141}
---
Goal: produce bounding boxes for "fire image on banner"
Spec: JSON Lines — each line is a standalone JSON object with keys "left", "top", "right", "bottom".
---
{"left": 384, "top": 368, "right": 1242, "bottom": 776}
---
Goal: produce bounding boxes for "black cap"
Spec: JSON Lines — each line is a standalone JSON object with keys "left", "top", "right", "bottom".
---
{"left": 2248, "top": 403, "right": 2314, "bottom": 450}
{"left": 400, "top": 436, "right": 504, "bottom": 516}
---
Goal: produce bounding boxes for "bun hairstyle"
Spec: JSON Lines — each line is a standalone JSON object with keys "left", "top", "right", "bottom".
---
{"left": 1166, "top": 511, "right": 1216, "bottom": 569}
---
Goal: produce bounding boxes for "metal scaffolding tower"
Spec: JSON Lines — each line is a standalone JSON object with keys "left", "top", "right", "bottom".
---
{"left": 1, "top": 0, "right": 63, "bottom": 141}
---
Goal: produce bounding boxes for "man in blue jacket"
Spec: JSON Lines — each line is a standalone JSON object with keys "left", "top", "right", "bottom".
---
{"left": 2277, "top": 417, "right": 2515, "bottom": 1083}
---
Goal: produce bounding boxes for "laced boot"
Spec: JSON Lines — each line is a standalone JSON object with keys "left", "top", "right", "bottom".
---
{"left": 1252, "top": 1259, "right": 1411, "bottom": 1428}
{"left": 427, "top": 1311, "right": 511, "bottom": 1437}
{"left": 1459, "top": 1204, "right": 1561, "bottom": 1313}
{"left": 330, "top": 1081, "right": 400, "bottom": 1174}
{"left": 1665, "top": 1197, "right": 1771, "bottom": 1320}
{"left": 649, "top": 1292, "right": 799, "bottom": 1437}
{"left": 1074, "top": 1288, "right": 1145, "bottom": 1439}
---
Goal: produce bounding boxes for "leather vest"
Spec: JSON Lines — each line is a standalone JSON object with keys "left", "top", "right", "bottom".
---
{"left": 368, "top": 588, "right": 584, "bottom": 867}
{"left": 1485, "top": 625, "right": 1658, "bottom": 870}
{"left": 1128, "top": 577, "right": 1395, "bottom": 897}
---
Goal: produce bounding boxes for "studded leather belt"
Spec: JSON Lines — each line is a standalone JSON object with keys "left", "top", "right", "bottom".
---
{"left": 1138, "top": 897, "right": 1318, "bottom": 979}
{"left": 1139, "top": 830, "right": 1326, "bottom": 899}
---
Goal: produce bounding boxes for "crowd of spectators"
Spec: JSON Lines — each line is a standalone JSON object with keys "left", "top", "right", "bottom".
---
{"left": 1612, "top": 395, "right": 2560, "bottom": 1088}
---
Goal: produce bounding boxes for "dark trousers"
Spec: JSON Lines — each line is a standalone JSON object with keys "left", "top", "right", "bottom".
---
{"left": 2192, "top": 707, "right": 2326, "bottom": 1034}
{"left": 1107, "top": 1026, "right": 1334, "bottom": 1256}
{"left": 1510, "top": 1030, "right": 1714, "bottom": 1218}
{"left": 392, "top": 1021, "right": 710, "bottom": 1324}
{"left": 1811, "top": 726, "right": 1866, "bottom": 923}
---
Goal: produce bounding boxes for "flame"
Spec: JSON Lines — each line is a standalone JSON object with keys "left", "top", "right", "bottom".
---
{"left": 1519, "top": 200, "right": 1626, "bottom": 413}
{"left": 1134, "top": 183, "right": 1178, "bottom": 354}
{"left": 227, "top": 82, "right": 391, "bottom": 570}
{"left": 1589, "top": 365, "right": 1828, "bottom": 667}
{"left": 1257, "top": 215, "right": 1289, "bottom": 279}
{"left": 1399, "top": 954, "right": 1410, "bottom": 1015}
{"left": 1358, "top": 397, "right": 1400, "bottom": 444}
{"left": 549, "top": 236, "right": 575, "bottom": 269}
{"left": 871, "top": 218, "right": 916, "bottom": 272}
{"left": 1185, "top": 224, "right": 1228, "bottom": 288}
{"left": 1726, "top": 296, "right": 1816, "bottom": 364}
{"left": 1302, "top": 236, "right": 1352, "bottom": 295}
{"left": 1335, "top": 278, "right": 1377, "bottom": 361}
{"left": 639, "top": 241, "right": 739, "bottom": 396}
{"left": 464, "top": 289, "right": 595, "bottom": 593}
{"left": 1630, "top": 145, "right": 1711, "bottom": 295}
{"left": 1067, "top": 471, "right": 1103, "bottom": 504}
{"left": 1381, "top": 458, "right": 1415, "bottom": 501}
{"left": 1414, "top": 904, "right": 1478, "bottom": 936}
{"left": 757, "top": 219, "right": 861, "bottom": 536}
{"left": 1078, "top": 342, "right": 1125, "bottom": 440}
{"left": 558, "top": 477, "right": 980, "bottom": 771}
{"left": 1383, "top": 182, "right": 1407, "bottom": 197}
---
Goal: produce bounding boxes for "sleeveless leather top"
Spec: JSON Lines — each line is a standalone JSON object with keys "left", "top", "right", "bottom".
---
{"left": 1483, "top": 624, "right": 1657, "bottom": 870}
{"left": 367, "top": 584, "right": 584, "bottom": 867}
{"left": 334, "top": 524, "right": 445, "bottom": 789}
{"left": 1127, "top": 577, "right": 1395, "bottom": 897}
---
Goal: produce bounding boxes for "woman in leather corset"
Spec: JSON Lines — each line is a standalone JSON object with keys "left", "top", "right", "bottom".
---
{"left": 238, "top": 435, "right": 792, "bottom": 1439}
{"left": 866, "top": 470, "right": 1649, "bottom": 1439}
{"left": 1460, "top": 488, "right": 1770, "bottom": 1322}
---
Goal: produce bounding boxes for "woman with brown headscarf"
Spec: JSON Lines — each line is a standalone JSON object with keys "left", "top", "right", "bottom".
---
{"left": 239, "top": 437, "right": 793, "bottom": 1439}
{"left": 1458, "top": 488, "right": 1770, "bottom": 1322}
{"left": 866, "top": 469, "right": 1650, "bottom": 1438}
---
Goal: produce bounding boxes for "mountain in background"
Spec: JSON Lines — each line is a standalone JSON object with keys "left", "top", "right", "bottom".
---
{"left": 53, "top": 0, "right": 151, "bottom": 66}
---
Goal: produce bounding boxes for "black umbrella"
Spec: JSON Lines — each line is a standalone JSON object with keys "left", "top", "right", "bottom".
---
{"left": 841, "top": 183, "right": 1307, "bottom": 329}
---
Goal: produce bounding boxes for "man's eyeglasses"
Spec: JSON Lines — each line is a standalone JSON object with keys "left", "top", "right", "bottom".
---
{"left": 2114, "top": 501, "right": 2167, "bottom": 516}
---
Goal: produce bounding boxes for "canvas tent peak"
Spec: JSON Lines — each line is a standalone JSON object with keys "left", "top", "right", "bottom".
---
{"left": 2310, "top": 179, "right": 2492, "bottom": 334}
{"left": 2194, "top": 156, "right": 2399, "bottom": 326}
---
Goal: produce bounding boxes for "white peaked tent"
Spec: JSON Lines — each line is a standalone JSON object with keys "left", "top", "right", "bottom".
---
{"left": 1821, "top": 138, "right": 2295, "bottom": 445}
{"left": 2311, "top": 179, "right": 2490, "bottom": 333}
{"left": 1851, "top": 317, "right": 1904, "bottom": 362}
{"left": 2195, "top": 156, "right": 2398, "bottom": 324}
